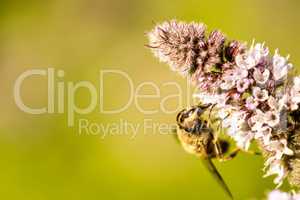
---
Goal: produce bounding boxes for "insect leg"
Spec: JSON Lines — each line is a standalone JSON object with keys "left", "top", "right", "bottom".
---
{"left": 219, "top": 148, "right": 240, "bottom": 162}
{"left": 244, "top": 150, "right": 261, "bottom": 156}
{"left": 208, "top": 103, "right": 217, "bottom": 121}
{"left": 213, "top": 139, "right": 224, "bottom": 159}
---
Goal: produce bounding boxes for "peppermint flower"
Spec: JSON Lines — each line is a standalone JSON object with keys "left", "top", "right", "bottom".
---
{"left": 245, "top": 96, "right": 259, "bottom": 110}
{"left": 249, "top": 109, "right": 267, "bottom": 132}
{"left": 272, "top": 50, "right": 293, "bottom": 81}
{"left": 254, "top": 126, "right": 272, "bottom": 144}
{"left": 193, "top": 92, "right": 228, "bottom": 106}
{"left": 234, "top": 67, "right": 248, "bottom": 78}
{"left": 264, "top": 156, "right": 287, "bottom": 186}
{"left": 267, "top": 190, "right": 300, "bottom": 200}
{"left": 236, "top": 79, "right": 250, "bottom": 93}
{"left": 235, "top": 130, "right": 254, "bottom": 150}
{"left": 220, "top": 76, "right": 236, "bottom": 90}
{"left": 264, "top": 111, "right": 280, "bottom": 127}
{"left": 235, "top": 43, "right": 269, "bottom": 70}
{"left": 267, "top": 138, "right": 294, "bottom": 158}
{"left": 222, "top": 110, "right": 254, "bottom": 149}
{"left": 268, "top": 96, "right": 286, "bottom": 112}
{"left": 290, "top": 77, "right": 300, "bottom": 110}
{"left": 235, "top": 53, "right": 256, "bottom": 69}
{"left": 250, "top": 43, "right": 269, "bottom": 63}
{"left": 253, "top": 68, "right": 270, "bottom": 85}
{"left": 253, "top": 87, "right": 269, "bottom": 102}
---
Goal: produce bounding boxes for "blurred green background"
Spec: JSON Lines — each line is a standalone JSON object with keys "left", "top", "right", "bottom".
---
{"left": 1, "top": 0, "right": 300, "bottom": 199}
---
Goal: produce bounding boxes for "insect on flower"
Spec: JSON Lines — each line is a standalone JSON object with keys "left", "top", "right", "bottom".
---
{"left": 176, "top": 103, "right": 240, "bottom": 199}
{"left": 147, "top": 19, "right": 300, "bottom": 195}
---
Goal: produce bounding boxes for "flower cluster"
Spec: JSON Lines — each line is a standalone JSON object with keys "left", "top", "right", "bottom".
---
{"left": 147, "top": 20, "right": 300, "bottom": 187}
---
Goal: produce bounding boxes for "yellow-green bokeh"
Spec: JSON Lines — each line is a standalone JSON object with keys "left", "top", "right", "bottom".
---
{"left": 1, "top": 0, "right": 300, "bottom": 199}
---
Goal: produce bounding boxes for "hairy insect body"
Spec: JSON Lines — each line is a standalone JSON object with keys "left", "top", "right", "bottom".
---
{"left": 177, "top": 127, "right": 213, "bottom": 157}
{"left": 176, "top": 104, "right": 233, "bottom": 199}
{"left": 176, "top": 105, "right": 229, "bottom": 159}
